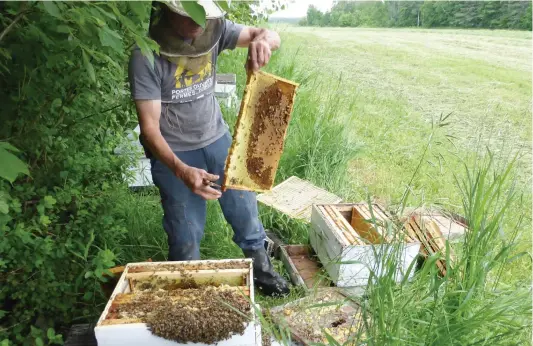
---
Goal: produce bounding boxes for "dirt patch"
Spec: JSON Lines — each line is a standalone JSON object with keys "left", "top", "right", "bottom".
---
{"left": 109, "top": 282, "right": 252, "bottom": 344}
{"left": 246, "top": 81, "right": 293, "bottom": 189}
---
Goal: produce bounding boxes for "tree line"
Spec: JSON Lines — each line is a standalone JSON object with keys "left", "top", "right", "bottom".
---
{"left": 300, "top": 1, "right": 532, "bottom": 30}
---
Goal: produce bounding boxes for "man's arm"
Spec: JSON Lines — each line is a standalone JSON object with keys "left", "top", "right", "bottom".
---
{"left": 236, "top": 27, "right": 281, "bottom": 71}
{"left": 135, "top": 100, "right": 221, "bottom": 200}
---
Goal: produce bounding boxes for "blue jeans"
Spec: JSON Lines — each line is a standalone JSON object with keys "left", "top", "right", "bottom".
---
{"left": 150, "top": 132, "right": 266, "bottom": 261}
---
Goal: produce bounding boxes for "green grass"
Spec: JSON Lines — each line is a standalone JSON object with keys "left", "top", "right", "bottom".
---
{"left": 111, "top": 27, "right": 531, "bottom": 344}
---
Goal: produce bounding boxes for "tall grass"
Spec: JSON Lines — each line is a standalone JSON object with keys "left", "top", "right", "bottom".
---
{"left": 267, "top": 154, "right": 531, "bottom": 345}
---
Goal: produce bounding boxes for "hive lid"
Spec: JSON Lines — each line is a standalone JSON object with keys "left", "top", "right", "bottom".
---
{"left": 223, "top": 71, "right": 298, "bottom": 192}
{"left": 257, "top": 176, "right": 342, "bottom": 222}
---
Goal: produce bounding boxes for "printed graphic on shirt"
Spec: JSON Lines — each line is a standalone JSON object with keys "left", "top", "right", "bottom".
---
{"left": 171, "top": 51, "right": 215, "bottom": 102}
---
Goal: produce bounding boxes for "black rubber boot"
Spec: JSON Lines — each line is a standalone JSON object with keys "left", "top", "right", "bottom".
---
{"left": 243, "top": 248, "right": 290, "bottom": 297}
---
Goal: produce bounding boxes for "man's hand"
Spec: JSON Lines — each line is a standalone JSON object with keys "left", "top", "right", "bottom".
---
{"left": 237, "top": 27, "right": 280, "bottom": 72}
{"left": 247, "top": 39, "right": 271, "bottom": 72}
{"left": 177, "top": 165, "right": 222, "bottom": 200}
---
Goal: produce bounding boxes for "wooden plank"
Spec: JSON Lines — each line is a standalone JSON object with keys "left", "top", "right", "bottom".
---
{"left": 330, "top": 206, "right": 362, "bottom": 244}
{"left": 324, "top": 205, "right": 358, "bottom": 245}
{"left": 373, "top": 204, "right": 390, "bottom": 220}
{"left": 350, "top": 206, "right": 382, "bottom": 244}
{"left": 278, "top": 245, "right": 306, "bottom": 288}
{"left": 126, "top": 259, "right": 252, "bottom": 273}
{"left": 425, "top": 220, "right": 455, "bottom": 267}
{"left": 425, "top": 220, "right": 456, "bottom": 263}
{"left": 403, "top": 219, "right": 420, "bottom": 243}
{"left": 318, "top": 206, "right": 352, "bottom": 245}
{"left": 257, "top": 176, "right": 342, "bottom": 222}
{"left": 355, "top": 204, "right": 384, "bottom": 242}
{"left": 284, "top": 245, "right": 309, "bottom": 257}
{"left": 286, "top": 248, "right": 326, "bottom": 289}
{"left": 126, "top": 268, "right": 249, "bottom": 280}
{"left": 99, "top": 319, "right": 143, "bottom": 326}
{"left": 311, "top": 206, "right": 346, "bottom": 257}
{"left": 356, "top": 204, "right": 392, "bottom": 242}
{"left": 358, "top": 204, "right": 393, "bottom": 242}
{"left": 410, "top": 218, "right": 446, "bottom": 275}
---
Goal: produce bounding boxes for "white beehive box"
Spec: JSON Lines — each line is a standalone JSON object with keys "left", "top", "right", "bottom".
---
{"left": 95, "top": 259, "right": 261, "bottom": 346}
{"left": 310, "top": 204, "right": 420, "bottom": 287}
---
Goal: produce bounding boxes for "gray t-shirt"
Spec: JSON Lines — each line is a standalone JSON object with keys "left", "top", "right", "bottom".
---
{"left": 128, "top": 19, "right": 243, "bottom": 152}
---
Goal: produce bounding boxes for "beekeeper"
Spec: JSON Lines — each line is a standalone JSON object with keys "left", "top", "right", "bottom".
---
{"left": 128, "top": 0, "right": 289, "bottom": 296}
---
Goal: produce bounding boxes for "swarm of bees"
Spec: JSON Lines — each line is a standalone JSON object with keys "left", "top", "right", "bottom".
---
{"left": 111, "top": 279, "right": 252, "bottom": 344}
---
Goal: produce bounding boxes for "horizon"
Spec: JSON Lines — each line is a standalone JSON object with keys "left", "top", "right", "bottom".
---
{"left": 269, "top": 0, "right": 334, "bottom": 18}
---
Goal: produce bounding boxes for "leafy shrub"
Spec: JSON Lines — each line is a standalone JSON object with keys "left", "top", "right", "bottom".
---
{"left": 0, "top": 2, "right": 157, "bottom": 344}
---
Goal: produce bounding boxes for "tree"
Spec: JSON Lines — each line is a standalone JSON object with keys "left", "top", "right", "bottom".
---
{"left": 306, "top": 5, "right": 323, "bottom": 26}
{"left": 307, "top": 0, "right": 531, "bottom": 30}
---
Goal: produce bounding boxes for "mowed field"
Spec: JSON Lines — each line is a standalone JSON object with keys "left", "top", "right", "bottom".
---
{"left": 270, "top": 26, "right": 532, "bottom": 282}
{"left": 279, "top": 26, "right": 531, "bottom": 198}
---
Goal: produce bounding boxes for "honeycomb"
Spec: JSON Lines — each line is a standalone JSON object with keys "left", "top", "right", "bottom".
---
{"left": 223, "top": 71, "right": 298, "bottom": 192}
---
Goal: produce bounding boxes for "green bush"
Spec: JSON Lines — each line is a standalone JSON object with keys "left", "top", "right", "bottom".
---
{"left": 0, "top": 2, "right": 157, "bottom": 344}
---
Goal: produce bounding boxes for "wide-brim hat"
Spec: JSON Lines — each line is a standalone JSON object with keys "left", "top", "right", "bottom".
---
{"left": 164, "top": 0, "right": 225, "bottom": 19}
{"left": 150, "top": 1, "right": 225, "bottom": 58}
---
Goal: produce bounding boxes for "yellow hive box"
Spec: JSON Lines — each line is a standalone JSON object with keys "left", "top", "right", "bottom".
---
{"left": 223, "top": 71, "right": 299, "bottom": 192}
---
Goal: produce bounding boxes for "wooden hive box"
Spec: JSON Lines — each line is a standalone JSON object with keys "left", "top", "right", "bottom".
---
{"left": 276, "top": 245, "right": 329, "bottom": 290}
{"left": 223, "top": 71, "right": 298, "bottom": 192}
{"left": 95, "top": 260, "right": 261, "bottom": 346}
{"left": 310, "top": 204, "right": 420, "bottom": 287}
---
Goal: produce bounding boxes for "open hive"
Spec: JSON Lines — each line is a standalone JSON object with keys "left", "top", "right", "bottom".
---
{"left": 223, "top": 71, "right": 298, "bottom": 192}
{"left": 270, "top": 289, "right": 365, "bottom": 345}
{"left": 310, "top": 204, "right": 420, "bottom": 287}
{"left": 276, "top": 245, "right": 330, "bottom": 290}
{"left": 95, "top": 260, "right": 261, "bottom": 346}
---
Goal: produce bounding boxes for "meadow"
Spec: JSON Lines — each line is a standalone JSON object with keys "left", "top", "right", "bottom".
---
{"left": 116, "top": 27, "right": 532, "bottom": 344}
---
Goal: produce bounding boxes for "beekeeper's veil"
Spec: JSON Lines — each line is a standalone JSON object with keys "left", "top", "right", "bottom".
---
{"left": 149, "top": 1, "right": 225, "bottom": 72}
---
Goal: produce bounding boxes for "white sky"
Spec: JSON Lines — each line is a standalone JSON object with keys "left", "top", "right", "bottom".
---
{"left": 270, "top": 0, "right": 334, "bottom": 18}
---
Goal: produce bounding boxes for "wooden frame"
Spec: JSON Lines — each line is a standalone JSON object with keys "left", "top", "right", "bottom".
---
{"left": 222, "top": 71, "right": 299, "bottom": 192}
{"left": 257, "top": 176, "right": 342, "bottom": 222}
{"left": 404, "top": 216, "right": 456, "bottom": 276}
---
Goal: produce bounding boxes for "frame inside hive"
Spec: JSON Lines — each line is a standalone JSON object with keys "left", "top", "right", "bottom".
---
{"left": 223, "top": 70, "right": 299, "bottom": 192}
{"left": 96, "top": 259, "right": 254, "bottom": 327}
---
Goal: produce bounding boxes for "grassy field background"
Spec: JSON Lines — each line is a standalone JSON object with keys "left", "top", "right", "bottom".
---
{"left": 267, "top": 27, "right": 532, "bottom": 282}
{"left": 115, "top": 27, "right": 532, "bottom": 342}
